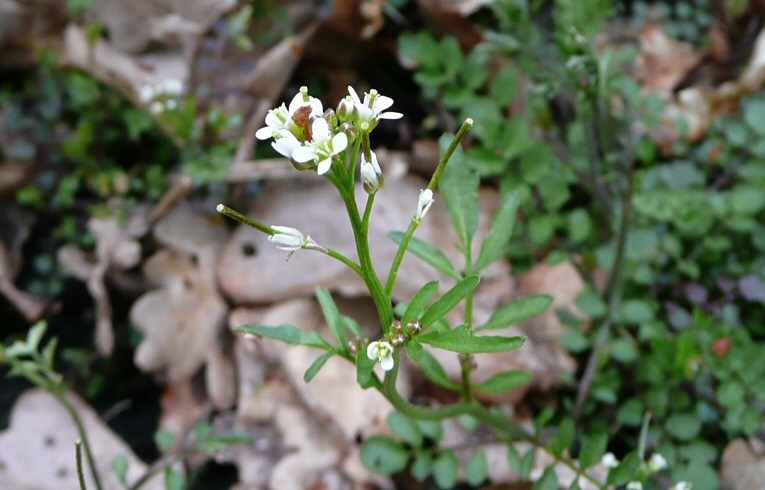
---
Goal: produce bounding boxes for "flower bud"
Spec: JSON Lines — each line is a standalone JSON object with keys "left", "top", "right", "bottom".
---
{"left": 390, "top": 333, "right": 406, "bottom": 348}
{"left": 406, "top": 320, "right": 421, "bottom": 336}
{"left": 360, "top": 151, "right": 383, "bottom": 194}
{"left": 337, "top": 123, "right": 355, "bottom": 142}
{"left": 390, "top": 320, "right": 403, "bottom": 333}
{"left": 323, "top": 109, "right": 338, "bottom": 128}
{"left": 336, "top": 96, "right": 355, "bottom": 123}
{"left": 416, "top": 189, "right": 434, "bottom": 220}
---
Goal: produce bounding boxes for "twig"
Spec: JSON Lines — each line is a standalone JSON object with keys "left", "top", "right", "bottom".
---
{"left": 573, "top": 168, "right": 634, "bottom": 421}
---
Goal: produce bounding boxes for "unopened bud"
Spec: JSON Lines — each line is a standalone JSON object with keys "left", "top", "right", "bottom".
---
{"left": 390, "top": 320, "right": 403, "bottom": 333}
{"left": 390, "top": 333, "right": 406, "bottom": 348}
{"left": 406, "top": 320, "right": 422, "bottom": 336}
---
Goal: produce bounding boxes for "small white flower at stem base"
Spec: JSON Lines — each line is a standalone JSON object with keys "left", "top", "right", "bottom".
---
{"left": 416, "top": 188, "right": 434, "bottom": 220}
{"left": 360, "top": 151, "right": 383, "bottom": 194}
{"left": 601, "top": 452, "right": 619, "bottom": 468}
{"left": 626, "top": 482, "right": 643, "bottom": 490}
{"left": 367, "top": 340, "right": 395, "bottom": 371}
{"left": 671, "top": 482, "right": 692, "bottom": 490}
{"left": 647, "top": 453, "right": 668, "bottom": 473}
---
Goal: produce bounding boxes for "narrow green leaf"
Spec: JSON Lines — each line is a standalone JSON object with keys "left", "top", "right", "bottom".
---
{"left": 466, "top": 449, "right": 489, "bottom": 486}
{"left": 316, "top": 288, "right": 345, "bottom": 349}
{"left": 433, "top": 449, "right": 459, "bottom": 489}
{"left": 342, "top": 316, "right": 363, "bottom": 339}
{"left": 42, "top": 338, "right": 58, "bottom": 370}
{"left": 406, "top": 340, "right": 424, "bottom": 361}
{"left": 551, "top": 417, "right": 575, "bottom": 456}
{"left": 235, "top": 324, "right": 332, "bottom": 350}
{"left": 387, "top": 411, "right": 424, "bottom": 448}
{"left": 474, "top": 192, "right": 520, "bottom": 271}
{"left": 360, "top": 436, "right": 409, "bottom": 475}
{"left": 402, "top": 280, "right": 440, "bottom": 324}
{"left": 476, "top": 295, "right": 553, "bottom": 331}
{"left": 533, "top": 467, "right": 559, "bottom": 490}
{"left": 579, "top": 433, "right": 608, "bottom": 469}
{"left": 164, "top": 466, "right": 185, "bottom": 490}
{"left": 474, "top": 370, "right": 532, "bottom": 393}
{"left": 26, "top": 321, "right": 47, "bottom": 352}
{"left": 112, "top": 454, "right": 129, "bottom": 485}
{"left": 415, "top": 350, "right": 460, "bottom": 390}
{"left": 607, "top": 451, "right": 640, "bottom": 486}
{"left": 389, "top": 232, "right": 460, "bottom": 279}
{"left": 419, "top": 325, "right": 525, "bottom": 354}
{"left": 304, "top": 351, "right": 335, "bottom": 382}
{"left": 439, "top": 135, "right": 480, "bottom": 251}
{"left": 420, "top": 275, "right": 481, "bottom": 328}
{"left": 519, "top": 448, "right": 535, "bottom": 479}
{"left": 356, "top": 351, "right": 379, "bottom": 389}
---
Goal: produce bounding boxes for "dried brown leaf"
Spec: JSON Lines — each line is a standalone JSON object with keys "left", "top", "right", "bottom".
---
{"left": 0, "top": 389, "right": 162, "bottom": 490}
{"left": 131, "top": 206, "right": 235, "bottom": 408}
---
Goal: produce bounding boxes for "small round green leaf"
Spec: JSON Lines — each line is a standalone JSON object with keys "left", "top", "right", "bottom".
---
{"left": 360, "top": 436, "right": 409, "bottom": 476}
{"left": 433, "top": 450, "right": 459, "bottom": 489}
{"left": 466, "top": 449, "right": 489, "bottom": 486}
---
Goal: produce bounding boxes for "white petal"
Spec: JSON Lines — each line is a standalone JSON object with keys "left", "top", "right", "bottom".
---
{"left": 367, "top": 342, "right": 379, "bottom": 360}
{"left": 255, "top": 127, "right": 273, "bottom": 140}
{"left": 264, "top": 110, "right": 282, "bottom": 128}
{"left": 312, "top": 118, "right": 330, "bottom": 142}
{"left": 316, "top": 158, "right": 332, "bottom": 175}
{"left": 375, "top": 95, "right": 394, "bottom": 111}
{"left": 273, "top": 137, "right": 300, "bottom": 158}
{"left": 348, "top": 86, "right": 361, "bottom": 105}
{"left": 332, "top": 132, "right": 348, "bottom": 153}
{"left": 292, "top": 146, "right": 316, "bottom": 163}
{"left": 381, "top": 356, "right": 394, "bottom": 370}
{"left": 309, "top": 97, "right": 323, "bottom": 116}
{"left": 288, "top": 92, "right": 304, "bottom": 113}
{"left": 379, "top": 111, "right": 403, "bottom": 120}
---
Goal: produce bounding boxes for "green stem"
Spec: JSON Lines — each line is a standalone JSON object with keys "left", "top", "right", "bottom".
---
{"left": 427, "top": 118, "right": 473, "bottom": 191}
{"left": 319, "top": 247, "right": 363, "bottom": 276}
{"left": 55, "top": 390, "right": 104, "bottom": 490}
{"left": 216, "top": 205, "right": 273, "bottom": 235}
{"left": 75, "top": 439, "right": 88, "bottom": 490}
{"left": 385, "top": 219, "right": 419, "bottom": 296}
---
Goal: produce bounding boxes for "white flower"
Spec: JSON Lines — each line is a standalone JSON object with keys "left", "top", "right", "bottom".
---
{"left": 271, "top": 130, "right": 302, "bottom": 159}
{"left": 255, "top": 88, "right": 323, "bottom": 141}
{"left": 292, "top": 118, "right": 348, "bottom": 175}
{"left": 360, "top": 151, "right": 383, "bottom": 193}
{"left": 348, "top": 86, "right": 402, "bottom": 131}
{"left": 367, "top": 340, "right": 394, "bottom": 370}
{"left": 139, "top": 85, "right": 156, "bottom": 103}
{"left": 647, "top": 453, "right": 667, "bottom": 472}
{"left": 268, "top": 226, "right": 307, "bottom": 252}
{"left": 626, "top": 482, "right": 643, "bottom": 490}
{"left": 671, "top": 482, "right": 692, "bottom": 490}
{"left": 415, "top": 188, "right": 434, "bottom": 220}
{"left": 601, "top": 452, "right": 618, "bottom": 468}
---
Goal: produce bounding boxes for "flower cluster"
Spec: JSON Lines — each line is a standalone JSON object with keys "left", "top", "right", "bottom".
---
{"left": 138, "top": 78, "right": 183, "bottom": 114}
{"left": 256, "top": 86, "right": 402, "bottom": 178}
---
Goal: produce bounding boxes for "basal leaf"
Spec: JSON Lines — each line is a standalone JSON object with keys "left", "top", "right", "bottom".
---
{"left": 360, "top": 436, "right": 409, "bottom": 475}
